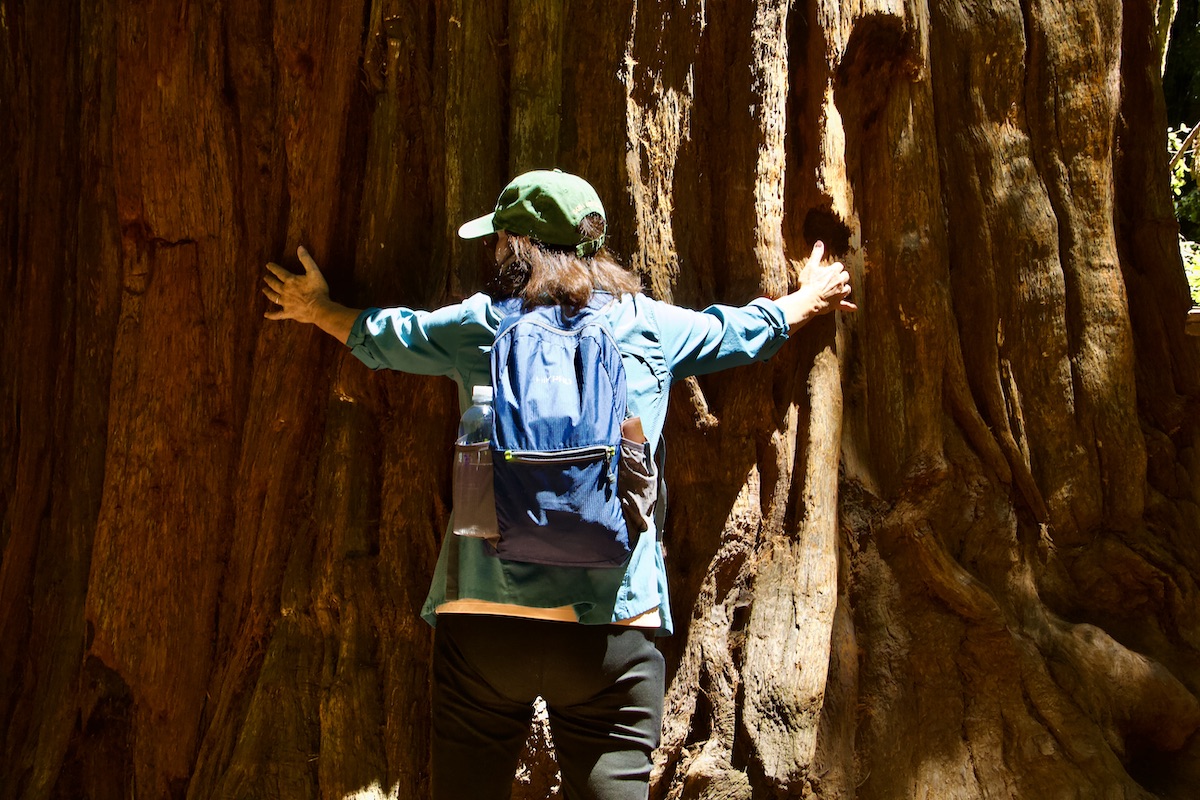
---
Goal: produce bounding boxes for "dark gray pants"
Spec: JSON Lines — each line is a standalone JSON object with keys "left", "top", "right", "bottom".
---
{"left": 431, "top": 614, "right": 665, "bottom": 800}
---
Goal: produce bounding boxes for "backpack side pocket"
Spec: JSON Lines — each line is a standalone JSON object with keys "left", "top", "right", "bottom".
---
{"left": 452, "top": 441, "right": 499, "bottom": 544}
{"left": 618, "top": 437, "right": 657, "bottom": 535}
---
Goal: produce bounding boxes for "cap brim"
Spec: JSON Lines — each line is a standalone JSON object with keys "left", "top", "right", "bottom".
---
{"left": 457, "top": 213, "right": 498, "bottom": 240}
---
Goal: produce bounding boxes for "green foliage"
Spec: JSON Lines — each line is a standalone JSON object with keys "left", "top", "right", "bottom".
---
{"left": 1169, "top": 124, "right": 1200, "bottom": 303}
{"left": 1182, "top": 235, "right": 1200, "bottom": 302}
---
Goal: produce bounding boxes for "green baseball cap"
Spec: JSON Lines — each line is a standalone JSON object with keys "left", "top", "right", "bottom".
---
{"left": 457, "top": 169, "right": 606, "bottom": 256}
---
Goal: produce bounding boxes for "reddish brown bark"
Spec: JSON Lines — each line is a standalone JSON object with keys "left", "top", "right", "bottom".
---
{"left": 2, "top": 2, "right": 1198, "bottom": 799}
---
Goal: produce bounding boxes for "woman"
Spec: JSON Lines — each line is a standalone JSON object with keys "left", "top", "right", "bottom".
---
{"left": 262, "top": 169, "right": 854, "bottom": 800}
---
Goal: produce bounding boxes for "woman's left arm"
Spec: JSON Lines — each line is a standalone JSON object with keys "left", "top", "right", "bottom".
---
{"left": 771, "top": 241, "right": 856, "bottom": 331}
{"left": 655, "top": 241, "right": 855, "bottom": 378}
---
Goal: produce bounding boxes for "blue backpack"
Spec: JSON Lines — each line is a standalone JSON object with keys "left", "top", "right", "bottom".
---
{"left": 487, "top": 297, "right": 632, "bottom": 567}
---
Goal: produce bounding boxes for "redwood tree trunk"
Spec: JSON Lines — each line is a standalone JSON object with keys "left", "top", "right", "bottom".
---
{"left": 2, "top": 2, "right": 1198, "bottom": 799}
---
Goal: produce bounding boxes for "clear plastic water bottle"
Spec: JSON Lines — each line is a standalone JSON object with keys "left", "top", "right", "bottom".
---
{"left": 453, "top": 386, "right": 498, "bottom": 540}
{"left": 458, "top": 385, "right": 494, "bottom": 445}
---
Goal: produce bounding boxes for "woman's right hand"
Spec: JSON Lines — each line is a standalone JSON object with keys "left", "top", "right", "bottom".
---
{"left": 262, "top": 246, "right": 362, "bottom": 343}
{"left": 262, "top": 246, "right": 332, "bottom": 325}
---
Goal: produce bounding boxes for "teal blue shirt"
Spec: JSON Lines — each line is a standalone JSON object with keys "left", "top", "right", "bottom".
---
{"left": 346, "top": 291, "right": 790, "bottom": 634}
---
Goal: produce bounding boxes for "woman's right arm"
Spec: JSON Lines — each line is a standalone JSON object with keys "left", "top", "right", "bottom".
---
{"left": 262, "top": 246, "right": 361, "bottom": 343}
{"left": 262, "top": 245, "right": 468, "bottom": 376}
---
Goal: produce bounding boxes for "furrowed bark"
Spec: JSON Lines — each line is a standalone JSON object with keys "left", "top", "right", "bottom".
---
{"left": 2, "top": 2, "right": 1198, "bottom": 799}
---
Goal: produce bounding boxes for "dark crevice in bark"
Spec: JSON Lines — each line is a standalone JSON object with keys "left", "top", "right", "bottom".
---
{"left": 801, "top": 207, "right": 852, "bottom": 259}
{"left": 53, "top": 656, "right": 135, "bottom": 800}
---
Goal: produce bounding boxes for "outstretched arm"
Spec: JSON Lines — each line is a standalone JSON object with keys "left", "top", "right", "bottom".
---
{"left": 773, "top": 241, "right": 857, "bottom": 330}
{"left": 262, "top": 246, "right": 362, "bottom": 343}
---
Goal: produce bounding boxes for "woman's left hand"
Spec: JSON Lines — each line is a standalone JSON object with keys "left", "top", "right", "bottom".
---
{"left": 777, "top": 241, "right": 856, "bottom": 328}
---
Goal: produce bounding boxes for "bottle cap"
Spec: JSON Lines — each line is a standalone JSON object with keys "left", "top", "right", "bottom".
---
{"left": 471, "top": 385, "right": 493, "bottom": 404}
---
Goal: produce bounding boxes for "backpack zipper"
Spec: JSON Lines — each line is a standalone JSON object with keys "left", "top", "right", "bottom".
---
{"left": 503, "top": 445, "right": 616, "bottom": 463}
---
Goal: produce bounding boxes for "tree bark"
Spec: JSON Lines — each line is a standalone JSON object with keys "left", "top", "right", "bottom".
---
{"left": 2, "top": 1, "right": 1198, "bottom": 799}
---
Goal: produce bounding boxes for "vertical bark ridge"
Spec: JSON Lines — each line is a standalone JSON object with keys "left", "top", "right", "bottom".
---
{"left": 509, "top": 0, "right": 564, "bottom": 174}
{"left": 623, "top": 0, "right": 701, "bottom": 302}
{"left": 0, "top": 3, "right": 95, "bottom": 797}
{"left": 443, "top": 0, "right": 508, "bottom": 298}
{"left": 928, "top": 0, "right": 1064, "bottom": 522}
{"left": 1025, "top": 0, "right": 1145, "bottom": 533}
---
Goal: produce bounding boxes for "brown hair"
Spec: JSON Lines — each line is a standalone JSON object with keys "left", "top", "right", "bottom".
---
{"left": 492, "top": 213, "right": 641, "bottom": 311}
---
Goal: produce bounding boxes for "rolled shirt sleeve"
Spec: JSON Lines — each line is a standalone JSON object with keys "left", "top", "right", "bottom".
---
{"left": 345, "top": 305, "right": 466, "bottom": 376}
